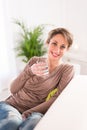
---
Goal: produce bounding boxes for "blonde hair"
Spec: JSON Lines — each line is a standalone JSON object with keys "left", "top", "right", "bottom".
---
{"left": 46, "top": 28, "right": 73, "bottom": 48}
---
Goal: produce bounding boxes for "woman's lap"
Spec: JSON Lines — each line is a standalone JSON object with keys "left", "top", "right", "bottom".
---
{"left": 0, "top": 101, "right": 22, "bottom": 130}
{"left": 0, "top": 102, "right": 43, "bottom": 130}
{"left": 18, "top": 112, "right": 43, "bottom": 130}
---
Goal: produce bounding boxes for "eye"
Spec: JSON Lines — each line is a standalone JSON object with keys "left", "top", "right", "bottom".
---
{"left": 60, "top": 45, "right": 66, "bottom": 49}
{"left": 52, "top": 42, "right": 57, "bottom": 46}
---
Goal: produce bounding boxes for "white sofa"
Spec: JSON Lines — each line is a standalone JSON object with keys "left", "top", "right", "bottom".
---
{"left": 34, "top": 75, "right": 87, "bottom": 130}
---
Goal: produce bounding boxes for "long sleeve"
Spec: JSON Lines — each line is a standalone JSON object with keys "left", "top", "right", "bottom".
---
{"left": 10, "top": 57, "right": 37, "bottom": 94}
{"left": 22, "top": 64, "right": 75, "bottom": 117}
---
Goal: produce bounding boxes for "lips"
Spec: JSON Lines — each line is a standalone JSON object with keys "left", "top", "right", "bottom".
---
{"left": 51, "top": 51, "right": 60, "bottom": 57}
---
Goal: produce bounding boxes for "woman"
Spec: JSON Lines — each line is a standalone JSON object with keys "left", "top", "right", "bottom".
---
{"left": 0, "top": 28, "right": 74, "bottom": 130}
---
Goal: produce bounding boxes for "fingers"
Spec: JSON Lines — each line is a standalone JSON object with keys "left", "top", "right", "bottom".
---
{"left": 31, "top": 62, "right": 49, "bottom": 76}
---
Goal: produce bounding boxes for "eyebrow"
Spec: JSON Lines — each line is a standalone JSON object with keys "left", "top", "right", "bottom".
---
{"left": 51, "top": 39, "right": 68, "bottom": 46}
{"left": 50, "top": 40, "right": 57, "bottom": 43}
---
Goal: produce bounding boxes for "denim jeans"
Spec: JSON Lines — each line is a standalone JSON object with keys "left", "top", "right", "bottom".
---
{"left": 0, "top": 101, "right": 22, "bottom": 130}
{"left": 18, "top": 112, "right": 43, "bottom": 130}
{"left": 0, "top": 101, "right": 43, "bottom": 130}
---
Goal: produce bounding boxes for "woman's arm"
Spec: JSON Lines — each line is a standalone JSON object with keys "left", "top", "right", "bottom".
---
{"left": 22, "top": 97, "right": 56, "bottom": 118}
{"left": 10, "top": 57, "right": 37, "bottom": 94}
{"left": 22, "top": 65, "right": 75, "bottom": 118}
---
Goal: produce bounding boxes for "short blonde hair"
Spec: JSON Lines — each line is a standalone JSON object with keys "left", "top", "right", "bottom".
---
{"left": 46, "top": 28, "right": 73, "bottom": 48}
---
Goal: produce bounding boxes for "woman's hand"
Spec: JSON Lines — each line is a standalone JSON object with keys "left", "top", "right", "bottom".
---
{"left": 31, "top": 61, "right": 49, "bottom": 76}
{"left": 22, "top": 113, "right": 28, "bottom": 120}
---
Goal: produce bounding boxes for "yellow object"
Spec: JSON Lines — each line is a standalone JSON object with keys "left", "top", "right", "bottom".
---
{"left": 46, "top": 88, "right": 58, "bottom": 101}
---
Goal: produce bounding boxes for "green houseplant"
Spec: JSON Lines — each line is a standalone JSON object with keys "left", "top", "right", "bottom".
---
{"left": 14, "top": 20, "right": 47, "bottom": 63}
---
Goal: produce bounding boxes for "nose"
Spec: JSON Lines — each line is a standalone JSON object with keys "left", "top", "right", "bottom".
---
{"left": 55, "top": 47, "right": 60, "bottom": 54}
{"left": 57, "top": 48, "right": 61, "bottom": 54}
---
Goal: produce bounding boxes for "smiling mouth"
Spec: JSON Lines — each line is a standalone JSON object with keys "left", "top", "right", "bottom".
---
{"left": 51, "top": 52, "right": 60, "bottom": 57}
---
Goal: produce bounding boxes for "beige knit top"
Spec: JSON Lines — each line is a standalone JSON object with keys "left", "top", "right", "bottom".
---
{"left": 5, "top": 56, "right": 74, "bottom": 117}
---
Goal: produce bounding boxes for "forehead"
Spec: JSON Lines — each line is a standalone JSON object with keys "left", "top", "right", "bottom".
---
{"left": 51, "top": 34, "right": 68, "bottom": 45}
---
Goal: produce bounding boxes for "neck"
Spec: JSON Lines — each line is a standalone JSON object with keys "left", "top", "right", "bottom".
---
{"left": 47, "top": 58, "right": 63, "bottom": 73}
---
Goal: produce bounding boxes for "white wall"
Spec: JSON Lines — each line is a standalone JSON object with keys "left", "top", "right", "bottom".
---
{"left": 1, "top": 0, "right": 87, "bottom": 76}
{"left": 0, "top": 0, "right": 17, "bottom": 91}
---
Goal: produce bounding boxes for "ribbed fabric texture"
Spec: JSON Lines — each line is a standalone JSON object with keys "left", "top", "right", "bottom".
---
{"left": 5, "top": 56, "right": 74, "bottom": 117}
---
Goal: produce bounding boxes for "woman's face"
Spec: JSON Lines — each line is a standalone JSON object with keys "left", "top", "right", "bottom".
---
{"left": 47, "top": 34, "right": 68, "bottom": 61}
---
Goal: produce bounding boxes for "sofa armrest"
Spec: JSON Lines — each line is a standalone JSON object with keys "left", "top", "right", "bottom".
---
{"left": 34, "top": 75, "right": 87, "bottom": 130}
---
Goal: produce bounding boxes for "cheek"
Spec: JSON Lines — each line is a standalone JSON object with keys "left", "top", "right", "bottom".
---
{"left": 61, "top": 50, "right": 67, "bottom": 55}
{"left": 48, "top": 45, "right": 53, "bottom": 52}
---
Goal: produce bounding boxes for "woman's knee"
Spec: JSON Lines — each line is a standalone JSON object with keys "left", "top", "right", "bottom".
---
{"left": 0, "top": 117, "right": 22, "bottom": 130}
{"left": 0, "top": 102, "right": 22, "bottom": 130}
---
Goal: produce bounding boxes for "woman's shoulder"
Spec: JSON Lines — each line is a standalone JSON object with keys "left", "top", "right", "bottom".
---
{"left": 63, "top": 63, "right": 74, "bottom": 68}
{"left": 61, "top": 62, "right": 75, "bottom": 72}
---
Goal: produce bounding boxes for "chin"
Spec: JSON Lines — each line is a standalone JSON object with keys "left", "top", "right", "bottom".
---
{"left": 51, "top": 56, "right": 60, "bottom": 61}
